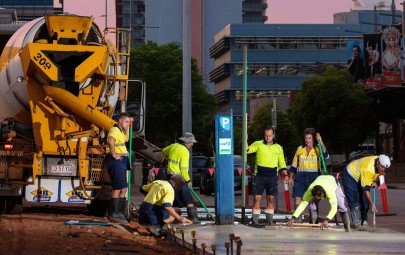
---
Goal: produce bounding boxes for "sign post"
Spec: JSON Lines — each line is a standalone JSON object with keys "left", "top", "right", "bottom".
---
{"left": 215, "top": 115, "right": 234, "bottom": 225}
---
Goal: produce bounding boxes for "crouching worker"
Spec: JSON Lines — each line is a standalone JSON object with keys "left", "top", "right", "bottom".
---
{"left": 287, "top": 175, "right": 351, "bottom": 232}
{"left": 139, "top": 174, "right": 191, "bottom": 236}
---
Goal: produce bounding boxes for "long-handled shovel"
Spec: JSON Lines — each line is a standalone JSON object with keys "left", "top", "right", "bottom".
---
{"left": 189, "top": 186, "right": 215, "bottom": 221}
{"left": 373, "top": 187, "right": 376, "bottom": 228}
{"left": 317, "top": 133, "right": 327, "bottom": 175}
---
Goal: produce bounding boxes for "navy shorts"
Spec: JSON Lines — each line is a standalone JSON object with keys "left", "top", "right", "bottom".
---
{"left": 174, "top": 183, "right": 194, "bottom": 208}
{"left": 138, "top": 202, "right": 169, "bottom": 226}
{"left": 252, "top": 167, "right": 278, "bottom": 196}
{"left": 292, "top": 172, "right": 319, "bottom": 198}
{"left": 106, "top": 155, "right": 128, "bottom": 190}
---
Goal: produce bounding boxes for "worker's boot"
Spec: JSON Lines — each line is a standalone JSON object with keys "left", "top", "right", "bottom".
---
{"left": 361, "top": 211, "right": 368, "bottom": 226}
{"left": 294, "top": 204, "right": 302, "bottom": 223}
{"left": 264, "top": 209, "right": 274, "bottom": 226}
{"left": 251, "top": 209, "right": 261, "bottom": 226}
{"left": 309, "top": 209, "right": 318, "bottom": 224}
{"left": 108, "top": 198, "right": 128, "bottom": 224}
{"left": 350, "top": 206, "right": 361, "bottom": 229}
{"left": 187, "top": 207, "right": 200, "bottom": 224}
{"left": 149, "top": 224, "right": 162, "bottom": 236}
{"left": 118, "top": 198, "right": 129, "bottom": 224}
{"left": 339, "top": 211, "right": 351, "bottom": 232}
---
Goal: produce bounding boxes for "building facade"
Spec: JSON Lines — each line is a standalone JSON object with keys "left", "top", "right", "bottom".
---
{"left": 209, "top": 9, "right": 402, "bottom": 118}
{"left": 116, "top": 0, "right": 145, "bottom": 47}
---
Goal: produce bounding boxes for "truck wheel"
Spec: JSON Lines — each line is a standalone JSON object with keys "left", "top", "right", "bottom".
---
{"left": 87, "top": 199, "right": 109, "bottom": 217}
{"left": 6, "top": 196, "right": 23, "bottom": 214}
{"left": 199, "top": 176, "right": 207, "bottom": 195}
{"left": 200, "top": 172, "right": 213, "bottom": 196}
{"left": 0, "top": 197, "right": 6, "bottom": 213}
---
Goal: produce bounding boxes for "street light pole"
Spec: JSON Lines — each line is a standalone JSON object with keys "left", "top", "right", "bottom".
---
{"left": 241, "top": 45, "right": 248, "bottom": 224}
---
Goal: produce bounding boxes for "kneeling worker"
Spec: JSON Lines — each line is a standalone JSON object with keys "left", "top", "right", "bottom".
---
{"left": 287, "top": 175, "right": 351, "bottom": 232}
{"left": 162, "top": 132, "right": 200, "bottom": 223}
{"left": 139, "top": 174, "right": 191, "bottom": 236}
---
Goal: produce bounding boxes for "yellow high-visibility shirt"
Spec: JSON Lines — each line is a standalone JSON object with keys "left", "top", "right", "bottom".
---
{"left": 293, "top": 175, "right": 338, "bottom": 220}
{"left": 141, "top": 180, "right": 174, "bottom": 207}
{"left": 162, "top": 143, "right": 191, "bottom": 182}
{"left": 106, "top": 126, "right": 128, "bottom": 155}
{"left": 247, "top": 140, "right": 286, "bottom": 175}
{"left": 347, "top": 156, "right": 379, "bottom": 188}
{"left": 291, "top": 146, "right": 321, "bottom": 173}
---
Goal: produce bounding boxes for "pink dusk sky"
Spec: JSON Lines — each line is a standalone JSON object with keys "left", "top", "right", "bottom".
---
{"left": 267, "top": 0, "right": 403, "bottom": 24}
{"left": 58, "top": 0, "right": 403, "bottom": 26}
{"left": 55, "top": 0, "right": 116, "bottom": 31}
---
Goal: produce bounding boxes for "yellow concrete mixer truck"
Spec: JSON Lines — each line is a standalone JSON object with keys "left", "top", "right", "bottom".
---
{"left": 0, "top": 14, "right": 163, "bottom": 214}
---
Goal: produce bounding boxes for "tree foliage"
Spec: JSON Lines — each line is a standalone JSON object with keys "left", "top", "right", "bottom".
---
{"left": 247, "top": 103, "right": 300, "bottom": 163}
{"left": 128, "top": 41, "right": 217, "bottom": 155}
{"left": 289, "top": 66, "right": 378, "bottom": 154}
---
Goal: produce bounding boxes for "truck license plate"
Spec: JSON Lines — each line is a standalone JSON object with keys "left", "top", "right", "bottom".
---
{"left": 50, "top": 165, "right": 72, "bottom": 174}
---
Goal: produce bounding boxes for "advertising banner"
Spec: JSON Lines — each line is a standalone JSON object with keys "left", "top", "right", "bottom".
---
{"left": 381, "top": 25, "right": 402, "bottom": 86}
{"left": 363, "top": 33, "right": 382, "bottom": 89}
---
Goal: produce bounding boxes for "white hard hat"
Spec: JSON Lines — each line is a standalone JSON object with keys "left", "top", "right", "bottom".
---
{"left": 378, "top": 155, "right": 391, "bottom": 168}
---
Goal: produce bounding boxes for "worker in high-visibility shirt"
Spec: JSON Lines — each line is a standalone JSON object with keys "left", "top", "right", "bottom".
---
{"left": 139, "top": 174, "right": 191, "bottom": 236}
{"left": 341, "top": 155, "right": 390, "bottom": 228}
{"left": 287, "top": 175, "right": 351, "bottom": 232}
{"left": 288, "top": 128, "right": 328, "bottom": 224}
{"left": 162, "top": 132, "right": 199, "bottom": 223}
{"left": 247, "top": 126, "right": 288, "bottom": 226}
{"left": 105, "top": 112, "right": 133, "bottom": 224}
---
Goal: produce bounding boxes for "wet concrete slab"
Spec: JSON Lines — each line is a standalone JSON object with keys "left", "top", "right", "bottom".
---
{"left": 172, "top": 223, "right": 405, "bottom": 255}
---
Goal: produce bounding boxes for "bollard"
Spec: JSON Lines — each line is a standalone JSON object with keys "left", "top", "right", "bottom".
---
{"left": 284, "top": 181, "right": 291, "bottom": 212}
{"left": 180, "top": 229, "right": 185, "bottom": 247}
{"left": 378, "top": 175, "right": 389, "bottom": 214}
{"left": 211, "top": 244, "right": 217, "bottom": 255}
{"left": 201, "top": 243, "right": 207, "bottom": 255}
{"left": 225, "top": 241, "right": 231, "bottom": 255}
{"left": 235, "top": 238, "right": 243, "bottom": 255}
{"left": 229, "top": 234, "right": 235, "bottom": 255}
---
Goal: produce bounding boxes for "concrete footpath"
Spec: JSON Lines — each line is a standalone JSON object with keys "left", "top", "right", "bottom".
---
{"left": 130, "top": 182, "right": 405, "bottom": 254}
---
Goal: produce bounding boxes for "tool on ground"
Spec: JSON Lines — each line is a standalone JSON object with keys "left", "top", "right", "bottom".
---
{"left": 189, "top": 186, "right": 215, "bottom": 221}
{"left": 316, "top": 133, "right": 327, "bottom": 174}
{"left": 64, "top": 220, "right": 110, "bottom": 226}
{"left": 373, "top": 187, "right": 376, "bottom": 228}
{"left": 291, "top": 223, "right": 322, "bottom": 228}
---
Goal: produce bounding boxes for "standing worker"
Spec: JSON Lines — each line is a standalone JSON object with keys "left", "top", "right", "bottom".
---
{"left": 162, "top": 132, "right": 200, "bottom": 223}
{"left": 138, "top": 174, "right": 191, "bottom": 236}
{"left": 106, "top": 112, "right": 133, "bottom": 224}
{"left": 247, "top": 126, "right": 288, "bottom": 226}
{"left": 341, "top": 155, "right": 390, "bottom": 228}
{"left": 287, "top": 175, "right": 351, "bottom": 232}
{"left": 289, "top": 128, "right": 328, "bottom": 223}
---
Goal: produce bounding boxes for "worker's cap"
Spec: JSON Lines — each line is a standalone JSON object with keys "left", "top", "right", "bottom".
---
{"left": 179, "top": 132, "right": 197, "bottom": 144}
{"left": 378, "top": 154, "right": 391, "bottom": 168}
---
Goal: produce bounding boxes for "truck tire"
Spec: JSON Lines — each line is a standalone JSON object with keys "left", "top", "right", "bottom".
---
{"left": 5, "top": 196, "right": 23, "bottom": 214}
{"left": 0, "top": 197, "right": 6, "bottom": 213}
{"left": 87, "top": 199, "right": 109, "bottom": 217}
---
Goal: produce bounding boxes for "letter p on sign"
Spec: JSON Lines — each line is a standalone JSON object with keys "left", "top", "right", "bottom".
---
{"left": 220, "top": 117, "right": 230, "bottom": 131}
